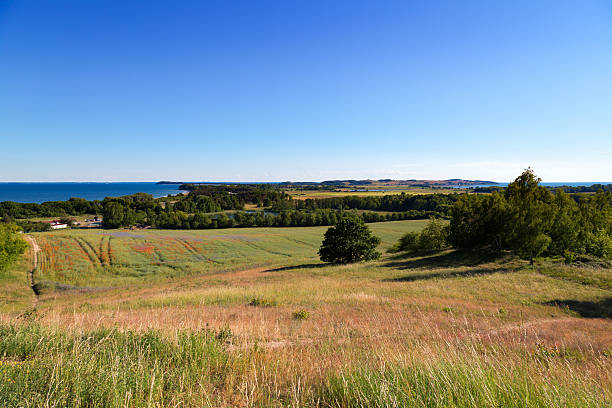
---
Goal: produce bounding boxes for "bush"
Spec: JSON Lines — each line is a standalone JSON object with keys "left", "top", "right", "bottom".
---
{"left": 248, "top": 297, "right": 277, "bottom": 307}
{"left": 15, "top": 221, "right": 51, "bottom": 233}
{"left": 292, "top": 309, "right": 310, "bottom": 320}
{"left": 388, "top": 231, "right": 419, "bottom": 253}
{"left": 417, "top": 218, "right": 450, "bottom": 252}
{"left": 318, "top": 216, "right": 381, "bottom": 264}
{"left": 586, "top": 229, "right": 612, "bottom": 259}
{"left": 392, "top": 219, "right": 449, "bottom": 253}
{"left": 0, "top": 224, "right": 28, "bottom": 273}
{"left": 563, "top": 249, "right": 575, "bottom": 264}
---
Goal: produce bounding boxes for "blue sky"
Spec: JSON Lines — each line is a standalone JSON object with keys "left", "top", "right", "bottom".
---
{"left": 1, "top": 0, "right": 611, "bottom": 182}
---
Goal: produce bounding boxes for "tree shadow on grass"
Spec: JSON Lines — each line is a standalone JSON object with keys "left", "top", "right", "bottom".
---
{"left": 383, "top": 249, "right": 511, "bottom": 271}
{"left": 383, "top": 266, "right": 512, "bottom": 282}
{"left": 264, "top": 263, "right": 327, "bottom": 273}
{"left": 544, "top": 298, "right": 612, "bottom": 319}
{"left": 382, "top": 249, "right": 517, "bottom": 282}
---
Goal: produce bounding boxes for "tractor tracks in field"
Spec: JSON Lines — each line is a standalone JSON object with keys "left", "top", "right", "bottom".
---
{"left": 23, "top": 235, "right": 40, "bottom": 299}
{"left": 99, "top": 235, "right": 113, "bottom": 267}
{"left": 176, "top": 238, "right": 220, "bottom": 264}
{"left": 73, "top": 237, "right": 104, "bottom": 269}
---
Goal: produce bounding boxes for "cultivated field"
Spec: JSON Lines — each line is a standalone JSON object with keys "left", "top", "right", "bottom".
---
{"left": 289, "top": 187, "right": 463, "bottom": 199}
{"left": 0, "top": 220, "right": 610, "bottom": 407}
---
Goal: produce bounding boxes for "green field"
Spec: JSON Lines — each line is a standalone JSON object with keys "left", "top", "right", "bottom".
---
{"left": 1, "top": 220, "right": 611, "bottom": 407}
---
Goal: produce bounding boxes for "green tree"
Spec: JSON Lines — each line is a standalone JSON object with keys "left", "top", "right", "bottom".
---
{"left": 102, "top": 202, "right": 125, "bottom": 228}
{"left": 318, "top": 216, "right": 381, "bottom": 264}
{"left": 504, "top": 168, "right": 553, "bottom": 264}
{"left": 0, "top": 224, "right": 28, "bottom": 273}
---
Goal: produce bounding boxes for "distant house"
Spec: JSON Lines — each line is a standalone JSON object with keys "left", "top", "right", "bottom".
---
{"left": 50, "top": 221, "right": 68, "bottom": 229}
{"left": 43, "top": 220, "right": 68, "bottom": 229}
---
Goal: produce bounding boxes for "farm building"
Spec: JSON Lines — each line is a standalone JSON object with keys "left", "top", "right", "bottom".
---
{"left": 42, "top": 220, "right": 68, "bottom": 229}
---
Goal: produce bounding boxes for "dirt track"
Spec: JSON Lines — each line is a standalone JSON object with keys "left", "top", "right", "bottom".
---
{"left": 23, "top": 235, "right": 40, "bottom": 291}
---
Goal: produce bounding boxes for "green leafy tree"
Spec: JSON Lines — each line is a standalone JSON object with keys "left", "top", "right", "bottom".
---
{"left": 0, "top": 224, "right": 28, "bottom": 273}
{"left": 102, "top": 202, "right": 125, "bottom": 228}
{"left": 504, "top": 168, "right": 554, "bottom": 264}
{"left": 449, "top": 192, "right": 509, "bottom": 250}
{"left": 547, "top": 189, "right": 582, "bottom": 254}
{"left": 318, "top": 216, "right": 381, "bottom": 264}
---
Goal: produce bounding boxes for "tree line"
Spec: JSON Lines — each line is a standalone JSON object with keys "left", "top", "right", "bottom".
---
{"left": 103, "top": 203, "right": 436, "bottom": 229}
{"left": 0, "top": 197, "right": 102, "bottom": 220}
{"left": 271, "top": 193, "right": 457, "bottom": 214}
{"left": 179, "top": 184, "right": 290, "bottom": 208}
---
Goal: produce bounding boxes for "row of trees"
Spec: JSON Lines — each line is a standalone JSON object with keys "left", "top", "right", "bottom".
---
{"left": 0, "top": 197, "right": 102, "bottom": 220}
{"left": 272, "top": 193, "right": 457, "bottom": 214}
{"left": 103, "top": 204, "right": 434, "bottom": 229}
{"left": 180, "top": 184, "right": 290, "bottom": 208}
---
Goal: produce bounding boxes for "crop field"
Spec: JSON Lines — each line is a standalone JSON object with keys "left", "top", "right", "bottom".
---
{"left": 0, "top": 220, "right": 611, "bottom": 407}
{"left": 27, "top": 221, "right": 424, "bottom": 289}
{"left": 289, "top": 187, "right": 463, "bottom": 199}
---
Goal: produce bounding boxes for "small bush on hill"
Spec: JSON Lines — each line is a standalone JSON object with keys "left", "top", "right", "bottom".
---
{"left": 248, "top": 297, "right": 277, "bottom": 307}
{"left": 292, "top": 309, "right": 310, "bottom": 320}
{"left": 0, "top": 224, "right": 28, "bottom": 273}
{"left": 390, "top": 218, "right": 449, "bottom": 253}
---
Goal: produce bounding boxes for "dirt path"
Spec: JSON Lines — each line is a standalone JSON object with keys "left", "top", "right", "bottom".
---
{"left": 23, "top": 235, "right": 40, "bottom": 294}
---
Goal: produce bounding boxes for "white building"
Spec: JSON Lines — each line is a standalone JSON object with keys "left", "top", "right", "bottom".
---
{"left": 49, "top": 221, "right": 68, "bottom": 230}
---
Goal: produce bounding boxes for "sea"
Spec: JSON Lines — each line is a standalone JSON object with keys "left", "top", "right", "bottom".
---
{"left": 0, "top": 183, "right": 186, "bottom": 204}
{"left": 0, "top": 181, "right": 609, "bottom": 204}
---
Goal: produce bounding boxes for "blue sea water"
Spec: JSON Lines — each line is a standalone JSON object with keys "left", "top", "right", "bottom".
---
{"left": 0, "top": 183, "right": 185, "bottom": 203}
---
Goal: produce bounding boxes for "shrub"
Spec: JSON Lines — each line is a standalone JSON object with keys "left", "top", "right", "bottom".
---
{"left": 586, "top": 229, "right": 612, "bottom": 259}
{"left": 392, "top": 219, "right": 449, "bottom": 253}
{"left": 0, "top": 224, "right": 28, "bottom": 273}
{"left": 292, "top": 309, "right": 310, "bottom": 320}
{"left": 388, "top": 231, "right": 419, "bottom": 253}
{"left": 417, "top": 218, "right": 450, "bottom": 252}
{"left": 248, "top": 297, "right": 277, "bottom": 307}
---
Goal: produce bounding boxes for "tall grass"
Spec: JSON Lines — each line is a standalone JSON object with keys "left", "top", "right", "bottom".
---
{"left": 318, "top": 360, "right": 607, "bottom": 408}
{"left": 0, "top": 324, "right": 233, "bottom": 407}
{"left": 1, "top": 324, "right": 609, "bottom": 407}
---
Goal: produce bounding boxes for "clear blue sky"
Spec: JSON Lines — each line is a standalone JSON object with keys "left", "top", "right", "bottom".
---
{"left": 1, "top": 0, "right": 611, "bottom": 182}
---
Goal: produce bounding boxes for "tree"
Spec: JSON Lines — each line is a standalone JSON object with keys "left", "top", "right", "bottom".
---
{"left": 318, "top": 216, "right": 381, "bottom": 264}
{"left": 102, "top": 202, "right": 125, "bottom": 228}
{"left": 0, "top": 224, "right": 28, "bottom": 273}
{"left": 504, "top": 168, "right": 553, "bottom": 264}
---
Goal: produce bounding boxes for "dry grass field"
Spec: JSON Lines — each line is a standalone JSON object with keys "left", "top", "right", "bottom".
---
{"left": 0, "top": 220, "right": 610, "bottom": 407}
